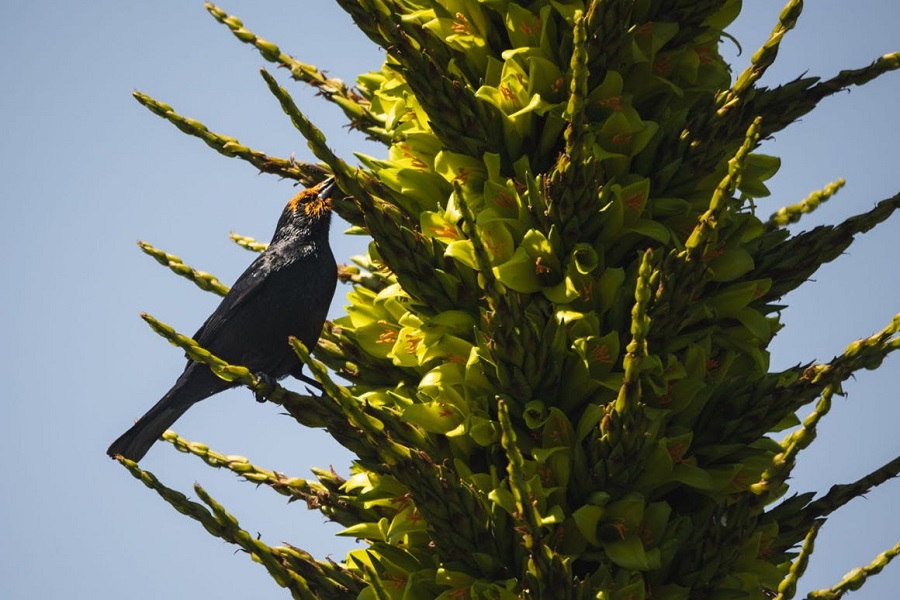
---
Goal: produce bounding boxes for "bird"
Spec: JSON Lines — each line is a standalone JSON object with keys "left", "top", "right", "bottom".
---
{"left": 107, "top": 177, "right": 339, "bottom": 462}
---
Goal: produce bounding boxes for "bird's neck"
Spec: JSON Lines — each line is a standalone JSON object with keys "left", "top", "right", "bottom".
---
{"left": 270, "top": 216, "right": 331, "bottom": 247}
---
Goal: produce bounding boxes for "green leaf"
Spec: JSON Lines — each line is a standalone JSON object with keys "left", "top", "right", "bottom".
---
{"left": 708, "top": 279, "right": 772, "bottom": 317}
{"left": 468, "top": 415, "right": 500, "bottom": 446}
{"left": 603, "top": 535, "right": 658, "bottom": 570}
{"left": 708, "top": 248, "right": 755, "bottom": 282}
{"left": 738, "top": 153, "right": 781, "bottom": 198}
{"left": 573, "top": 331, "right": 620, "bottom": 379}
{"left": 488, "top": 486, "right": 517, "bottom": 515}
{"left": 339, "top": 518, "right": 389, "bottom": 541}
{"left": 445, "top": 239, "right": 478, "bottom": 270}
{"left": 493, "top": 246, "right": 542, "bottom": 292}
{"left": 628, "top": 218, "right": 672, "bottom": 243}
{"left": 572, "top": 504, "right": 605, "bottom": 546}
{"left": 402, "top": 402, "right": 463, "bottom": 434}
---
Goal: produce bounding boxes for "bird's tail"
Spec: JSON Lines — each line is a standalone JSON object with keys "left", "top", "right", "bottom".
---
{"left": 106, "top": 393, "right": 193, "bottom": 462}
{"left": 107, "top": 365, "right": 224, "bottom": 461}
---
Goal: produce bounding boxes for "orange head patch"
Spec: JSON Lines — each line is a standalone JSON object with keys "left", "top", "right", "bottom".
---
{"left": 287, "top": 181, "right": 333, "bottom": 218}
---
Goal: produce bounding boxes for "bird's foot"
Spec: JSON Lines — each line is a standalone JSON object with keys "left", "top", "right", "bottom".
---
{"left": 254, "top": 372, "right": 276, "bottom": 402}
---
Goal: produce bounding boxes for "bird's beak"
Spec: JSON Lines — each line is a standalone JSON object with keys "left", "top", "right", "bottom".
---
{"left": 318, "top": 176, "right": 337, "bottom": 199}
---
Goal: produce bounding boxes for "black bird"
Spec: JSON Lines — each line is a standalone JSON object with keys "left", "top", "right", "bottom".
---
{"left": 108, "top": 177, "right": 338, "bottom": 461}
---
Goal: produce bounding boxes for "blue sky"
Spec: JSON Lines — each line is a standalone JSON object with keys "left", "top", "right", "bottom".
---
{"left": 1, "top": 1, "right": 897, "bottom": 598}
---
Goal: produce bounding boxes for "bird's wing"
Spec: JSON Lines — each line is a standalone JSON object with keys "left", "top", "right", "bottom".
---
{"left": 191, "top": 251, "right": 283, "bottom": 344}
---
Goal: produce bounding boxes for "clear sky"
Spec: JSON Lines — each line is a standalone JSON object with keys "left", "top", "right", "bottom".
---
{"left": 1, "top": 1, "right": 897, "bottom": 598}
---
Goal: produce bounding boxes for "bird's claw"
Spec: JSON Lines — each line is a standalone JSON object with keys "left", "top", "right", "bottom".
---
{"left": 254, "top": 372, "right": 276, "bottom": 402}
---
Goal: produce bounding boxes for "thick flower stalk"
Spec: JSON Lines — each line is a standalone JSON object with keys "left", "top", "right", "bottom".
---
{"left": 119, "top": 1, "right": 899, "bottom": 599}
